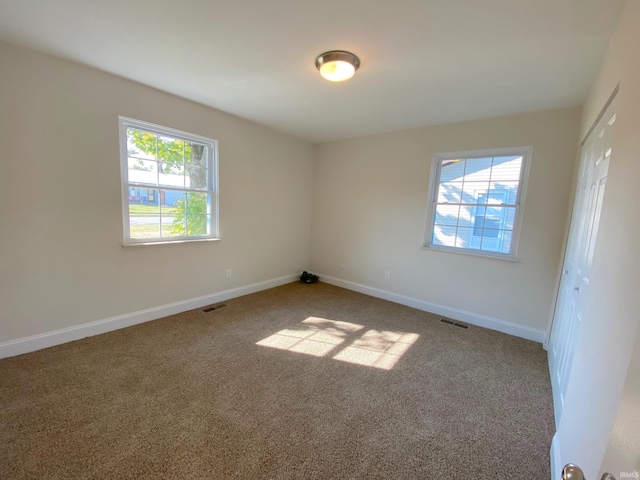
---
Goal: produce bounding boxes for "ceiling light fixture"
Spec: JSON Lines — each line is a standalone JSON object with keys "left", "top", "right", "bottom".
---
{"left": 315, "top": 50, "right": 360, "bottom": 82}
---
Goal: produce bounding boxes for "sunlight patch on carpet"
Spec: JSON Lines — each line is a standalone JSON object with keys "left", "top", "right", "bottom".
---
{"left": 256, "top": 318, "right": 419, "bottom": 369}
{"left": 256, "top": 317, "right": 364, "bottom": 357}
{"left": 333, "top": 330, "right": 419, "bottom": 370}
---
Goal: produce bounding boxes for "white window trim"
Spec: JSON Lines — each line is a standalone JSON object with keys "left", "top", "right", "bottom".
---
{"left": 422, "top": 146, "right": 532, "bottom": 261}
{"left": 119, "top": 116, "right": 220, "bottom": 246}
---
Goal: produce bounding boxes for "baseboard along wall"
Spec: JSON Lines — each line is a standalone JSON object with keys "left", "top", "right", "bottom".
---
{"left": 1, "top": 272, "right": 546, "bottom": 359}
{"left": 0, "top": 274, "right": 299, "bottom": 359}
{"left": 318, "top": 274, "right": 547, "bottom": 344}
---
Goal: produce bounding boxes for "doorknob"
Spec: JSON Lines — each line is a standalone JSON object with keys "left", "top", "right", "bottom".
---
{"left": 574, "top": 286, "right": 581, "bottom": 292}
{"left": 563, "top": 464, "right": 585, "bottom": 480}
{"left": 562, "top": 464, "right": 618, "bottom": 480}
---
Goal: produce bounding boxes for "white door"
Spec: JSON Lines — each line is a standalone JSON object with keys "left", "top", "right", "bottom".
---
{"left": 548, "top": 97, "right": 617, "bottom": 424}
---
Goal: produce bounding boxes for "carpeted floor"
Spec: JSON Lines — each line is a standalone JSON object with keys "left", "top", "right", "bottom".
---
{"left": 0, "top": 282, "right": 554, "bottom": 479}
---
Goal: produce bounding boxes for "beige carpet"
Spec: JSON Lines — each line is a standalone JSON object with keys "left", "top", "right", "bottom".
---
{"left": 0, "top": 282, "right": 554, "bottom": 479}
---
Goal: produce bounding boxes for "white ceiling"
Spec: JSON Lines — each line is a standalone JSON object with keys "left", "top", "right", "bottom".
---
{"left": 0, "top": 0, "right": 624, "bottom": 143}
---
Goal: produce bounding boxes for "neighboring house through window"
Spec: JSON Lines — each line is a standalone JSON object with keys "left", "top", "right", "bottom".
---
{"left": 119, "top": 117, "right": 219, "bottom": 245}
{"left": 423, "top": 147, "right": 531, "bottom": 259}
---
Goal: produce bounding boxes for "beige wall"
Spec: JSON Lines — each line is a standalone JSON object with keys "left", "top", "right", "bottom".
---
{"left": 555, "top": 0, "right": 640, "bottom": 477}
{"left": 0, "top": 41, "right": 314, "bottom": 343}
{"left": 310, "top": 107, "right": 581, "bottom": 333}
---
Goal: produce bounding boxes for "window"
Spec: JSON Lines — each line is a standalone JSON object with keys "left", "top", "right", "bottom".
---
{"left": 423, "top": 147, "right": 531, "bottom": 259}
{"left": 119, "top": 117, "right": 219, "bottom": 245}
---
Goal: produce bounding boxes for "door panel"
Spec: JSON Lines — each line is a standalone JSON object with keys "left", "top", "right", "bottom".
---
{"left": 548, "top": 98, "right": 616, "bottom": 425}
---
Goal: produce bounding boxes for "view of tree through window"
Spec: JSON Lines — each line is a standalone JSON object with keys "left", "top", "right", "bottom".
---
{"left": 120, "top": 117, "right": 218, "bottom": 244}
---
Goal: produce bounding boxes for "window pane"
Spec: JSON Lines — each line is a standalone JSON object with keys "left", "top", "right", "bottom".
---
{"left": 457, "top": 205, "right": 474, "bottom": 227}
{"left": 491, "top": 181, "right": 519, "bottom": 204}
{"left": 185, "top": 142, "right": 208, "bottom": 167}
{"left": 160, "top": 222, "right": 177, "bottom": 237}
{"left": 129, "top": 193, "right": 159, "bottom": 214}
{"left": 186, "top": 215, "right": 210, "bottom": 236}
{"left": 162, "top": 218, "right": 185, "bottom": 238}
{"left": 129, "top": 205, "right": 160, "bottom": 239}
{"left": 480, "top": 231, "right": 502, "bottom": 252}
{"left": 455, "top": 227, "right": 472, "bottom": 248}
{"left": 437, "top": 182, "right": 463, "bottom": 204}
{"left": 158, "top": 162, "right": 184, "bottom": 188}
{"left": 128, "top": 159, "right": 157, "bottom": 186}
{"left": 127, "top": 128, "right": 156, "bottom": 160}
{"left": 128, "top": 188, "right": 159, "bottom": 239}
{"left": 473, "top": 211, "right": 486, "bottom": 235}
{"left": 483, "top": 211, "right": 503, "bottom": 230}
{"left": 501, "top": 231, "right": 513, "bottom": 253}
{"left": 485, "top": 190, "right": 507, "bottom": 204}
{"left": 434, "top": 205, "right": 459, "bottom": 226}
{"left": 463, "top": 157, "right": 492, "bottom": 181}
{"left": 432, "top": 225, "right": 456, "bottom": 247}
{"left": 160, "top": 190, "right": 185, "bottom": 213}
{"left": 159, "top": 190, "right": 184, "bottom": 237}
{"left": 482, "top": 228, "right": 501, "bottom": 239}
{"left": 157, "top": 135, "right": 185, "bottom": 163}
{"left": 491, "top": 156, "right": 522, "bottom": 181}
{"left": 462, "top": 182, "right": 489, "bottom": 204}
{"left": 504, "top": 207, "right": 516, "bottom": 230}
{"left": 186, "top": 191, "right": 208, "bottom": 206}
{"left": 185, "top": 190, "right": 209, "bottom": 236}
{"left": 157, "top": 135, "right": 186, "bottom": 189}
{"left": 186, "top": 166, "right": 208, "bottom": 190}
{"left": 440, "top": 159, "right": 465, "bottom": 181}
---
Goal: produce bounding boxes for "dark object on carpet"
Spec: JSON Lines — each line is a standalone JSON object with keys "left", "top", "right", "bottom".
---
{"left": 299, "top": 271, "right": 319, "bottom": 283}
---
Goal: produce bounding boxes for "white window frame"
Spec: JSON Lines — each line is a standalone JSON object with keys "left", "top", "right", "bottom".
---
{"left": 423, "top": 146, "right": 531, "bottom": 261}
{"left": 119, "top": 116, "right": 219, "bottom": 246}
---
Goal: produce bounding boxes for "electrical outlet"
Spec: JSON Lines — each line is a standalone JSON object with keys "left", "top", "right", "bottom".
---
{"left": 384, "top": 271, "right": 390, "bottom": 280}
{"left": 226, "top": 269, "right": 232, "bottom": 279}
{"left": 339, "top": 264, "right": 345, "bottom": 270}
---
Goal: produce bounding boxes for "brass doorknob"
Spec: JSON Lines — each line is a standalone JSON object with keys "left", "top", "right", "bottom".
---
{"left": 561, "top": 464, "right": 618, "bottom": 480}
{"left": 563, "top": 464, "right": 585, "bottom": 480}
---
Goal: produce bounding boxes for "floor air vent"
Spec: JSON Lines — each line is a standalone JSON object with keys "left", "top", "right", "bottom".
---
{"left": 202, "top": 303, "right": 227, "bottom": 313}
{"left": 441, "top": 318, "right": 469, "bottom": 329}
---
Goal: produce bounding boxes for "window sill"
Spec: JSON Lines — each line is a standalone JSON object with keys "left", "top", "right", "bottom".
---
{"left": 122, "top": 238, "right": 220, "bottom": 247}
{"left": 422, "top": 245, "right": 519, "bottom": 262}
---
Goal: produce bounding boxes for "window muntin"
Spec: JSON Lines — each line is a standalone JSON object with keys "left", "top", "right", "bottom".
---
{"left": 119, "top": 117, "right": 218, "bottom": 245}
{"left": 424, "top": 148, "right": 530, "bottom": 259}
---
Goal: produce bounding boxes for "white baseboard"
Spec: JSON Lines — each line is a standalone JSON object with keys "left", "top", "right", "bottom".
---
{"left": 0, "top": 274, "right": 299, "bottom": 359}
{"left": 1, "top": 272, "right": 546, "bottom": 359}
{"left": 550, "top": 433, "right": 561, "bottom": 480}
{"left": 318, "top": 274, "right": 546, "bottom": 343}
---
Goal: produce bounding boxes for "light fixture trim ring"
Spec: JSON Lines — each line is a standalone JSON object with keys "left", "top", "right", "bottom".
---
{"left": 315, "top": 50, "right": 361, "bottom": 72}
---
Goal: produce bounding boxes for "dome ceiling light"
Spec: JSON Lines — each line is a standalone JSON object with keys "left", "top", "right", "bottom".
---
{"left": 315, "top": 50, "right": 360, "bottom": 82}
